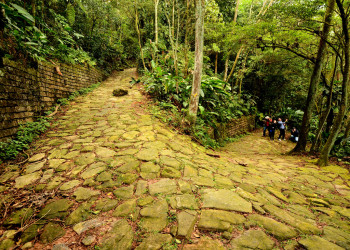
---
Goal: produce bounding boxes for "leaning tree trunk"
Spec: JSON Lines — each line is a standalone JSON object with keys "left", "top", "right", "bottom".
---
{"left": 226, "top": 45, "right": 244, "bottom": 83}
{"left": 135, "top": 2, "right": 147, "bottom": 71}
{"left": 215, "top": 52, "right": 218, "bottom": 75}
{"left": 183, "top": 0, "right": 191, "bottom": 78}
{"left": 233, "top": 0, "right": 240, "bottom": 24}
{"left": 223, "top": 54, "right": 230, "bottom": 81}
{"left": 318, "top": 0, "right": 349, "bottom": 166}
{"left": 311, "top": 55, "right": 338, "bottom": 152}
{"left": 154, "top": 0, "right": 159, "bottom": 46}
{"left": 188, "top": 0, "right": 205, "bottom": 123}
{"left": 292, "top": 0, "right": 335, "bottom": 152}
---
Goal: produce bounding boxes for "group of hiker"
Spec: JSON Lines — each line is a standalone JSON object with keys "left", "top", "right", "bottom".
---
{"left": 262, "top": 116, "right": 299, "bottom": 142}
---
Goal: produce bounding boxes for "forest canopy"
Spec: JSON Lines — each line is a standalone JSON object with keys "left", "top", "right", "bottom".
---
{"left": 0, "top": 0, "right": 349, "bottom": 165}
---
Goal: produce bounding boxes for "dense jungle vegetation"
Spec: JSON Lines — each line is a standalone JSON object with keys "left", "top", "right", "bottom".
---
{"left": 0, "top": 0, "right": 349, "bottom": 166}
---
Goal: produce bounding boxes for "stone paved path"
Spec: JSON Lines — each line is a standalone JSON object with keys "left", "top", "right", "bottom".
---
{"left": 0, "top": 69, "right": 350, "bottom": 250}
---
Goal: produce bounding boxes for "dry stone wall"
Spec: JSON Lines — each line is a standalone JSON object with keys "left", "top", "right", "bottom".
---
{"left": 210, "top": 115, "right": 256, "bottom": 140}
{"left": 0, "top": 59, "right": 103, "bottom": 141}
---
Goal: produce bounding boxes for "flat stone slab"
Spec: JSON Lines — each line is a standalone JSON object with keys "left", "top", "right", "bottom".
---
{"left": 15, "top": 172, "right": 42, "bottom": 188}
{"left": 95, "top": 147, "right": 116, "bottom": 158}
{"left": 95, "top": 199, "right": 119, "bottom": 212}
{"left": 136, "top": 148, "right": 159, "bottom": 161}
{"left": 40, "top": 223, "right": 65, "bottom": 243}
{"left": 246, "top": 214, "right": 297, "bottom": 240}
{"left": 140, "top": 162, "right": 160, "bottom": 179}
{"left": 264, "top": 204, "right": 321, "bottom": 235}
{"left": 191, "top": 176, "right": 215, "bottom": 187}
{"left": 298, "top": 235, "right": 344, "bottom": 250}
{"left": 100, "top": 219, "right": 133, "bottom": 250}
{"left": 117, "top": 161, "right": 140, "bottom": 173}
{"left": 168, "top": 194, "right": 199, "bottom": 209}
{"left": 73, "top": 219, "right": 104, "bottom": 235}
{"left": 135, "top": 180, "right": 148, "bottom": 196}
{"left": 160, "top": 156, "right": 182, "bottom": 169}
{"left": 0, "top": 171, "right": 19, "bottom": 183}
{"left": 230, "top": 230, "right": 275, "bottom": 250}
{"left": 183, "top": 237, "right": 226, "bottom": 250}
{"left": 135, "top": 233, "right": 172, "bottom": 250}
{"left": 161, "top": 167, "right": 181, "bottom": 178}
{"left": 140, "top": 200, "right": 168, "bottom": 232}
{"left": 4, "top": 208, "right": 34, "bottom": 225}
{"left": 38, "top": 199, "right": 74, "bottom": 219}
{"left": 49, "top": 159, "right": 66, "bottom": 169}
{"left": 198, "top": 209, "right": 246, "bottom": 231}
{"left": 113, "top": 200, "right": 137, "bottom": 217}
{"left": 122, "top": 131, "right": 139, "bottom": 140}
{"left": 25, "top": 160, "right": 46, "bottom": 174}
{"left": 60, "top": 180, "right": 81, "bottom": 191}
{"left": 113, "top": 185, "right": 134, "bottom": 199}
{"left": 52, "top": 244, "right": 70, "bottom": 250}
{"left": 178, "top": 211, "right": 197, "bottom": 239}
{"left": 81, "top": 165, "right": 107, "bottom": 179}
{"left": 149, "top": 179, "right": 177, "bottom": 195}
{"left": 28, "top": 153, "right": 46, "bottom": 162}
{"left": 73, "top": 187, "right": 100, "bottom": 201}
{"left": 323, "top": 226, "right": 350, "bottom": 249}
{"left": 202, "top": 189, "right": 252, "bottom": 213}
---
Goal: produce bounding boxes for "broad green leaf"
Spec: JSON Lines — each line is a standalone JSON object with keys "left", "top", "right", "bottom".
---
{"left": 11, "top": 3, "right": 35, "bottom": 23}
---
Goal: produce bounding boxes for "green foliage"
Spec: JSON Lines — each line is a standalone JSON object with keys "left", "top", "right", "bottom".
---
{"left": 1, "top": 2, "right": 94, "bottom": 65}
{"left": 144, "top": 61, "right": 257, "bottom": 148}
{"left": 331, "top": 134, "right": 350, "bottom": 161}
{"left": 0, "top": 117, "right": 51, "bottom": 160}
{"left": 1, "top": 0, "right": 136, "bottom": 72}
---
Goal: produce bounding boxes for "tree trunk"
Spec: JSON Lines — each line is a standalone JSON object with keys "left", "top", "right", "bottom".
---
{"left": 248, "top": 0, "right": 255, "bottom": 19}
{"left": 238, "top": 52, "right": 249, "bottom": 97}
{"left": 31, "top": 0, "right": 36, "bottom": 24}
{"left": 226, "top": 45, "right": 244, "bottom": 83}
{"left": 318, "top": 0, "right": 349, "bottom": 166}
{"left": 223, "top": 54, "right": 230, "bottom": 81}
{"left": 215, "top": 52, "right": 218, "bottom": 75}
{"left": 233, "top": 0, "right": 240, "bottom": 24}
{"left": 175, "top": 0, "right": 180, "bottom": 76}
{"left": 311, "top": 55, "right": 338, "bottom": 152}
{"left": 154, "top": 0, "right": 159, "bottom": 45}
{"left": 292, "top": 0, "right": 335, "bottom": 152}
{"left": 188, "top": 0, "right": 205, "bottom": 122}
{"left": 183, "top": 0, "right": 191, "bottom": 78}
{"left": 172, "top": 0, "right": 175, "bottom": 38}
{"left": 262, "top": 0, "right": 274, "bottom": 16}
{"left": 257, "top": 0, "right": 268, "bottom": 17}
{"left": 165, "top": 5, "right": 178, "bottom": 75}
{"left": 135, "top": 2, "right": 147, "bottom": 71}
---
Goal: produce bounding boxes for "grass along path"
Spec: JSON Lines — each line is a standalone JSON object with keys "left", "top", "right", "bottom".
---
{"left": 0, "top": 69, "right": 349, "bottom": 250}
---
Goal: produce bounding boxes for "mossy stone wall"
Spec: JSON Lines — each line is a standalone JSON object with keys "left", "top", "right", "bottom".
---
{"left": 0, "top": 59, "right": 103, "bottom": 141}
{"left": 209, "top": 116, "right": 256, "bottom": 140}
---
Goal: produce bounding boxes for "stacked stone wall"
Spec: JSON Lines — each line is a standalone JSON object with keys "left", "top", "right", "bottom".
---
{"left": 209, "top": 115, "right": 256, "bottom": 140}
{"left": 221, "top": 115, "right": 256, "bottom": 138}
{"left": 0, "top": 59, "right": 103, "bottom": 141}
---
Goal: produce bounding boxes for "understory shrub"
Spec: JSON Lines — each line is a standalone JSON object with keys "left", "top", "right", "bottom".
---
{"left": 143, "top": 61, "right": 257, "bottom": 148}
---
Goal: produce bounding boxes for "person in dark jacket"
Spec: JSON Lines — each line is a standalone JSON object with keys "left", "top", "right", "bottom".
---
{"left": 290, "top": 127, "right": 299, "bottom": 142}
{"left": 269, "top": 119, "right": 277, "bottom": 140}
